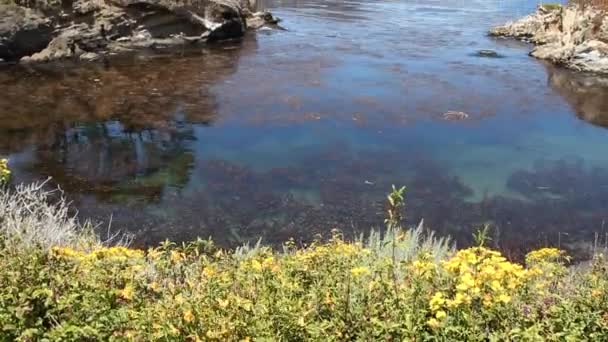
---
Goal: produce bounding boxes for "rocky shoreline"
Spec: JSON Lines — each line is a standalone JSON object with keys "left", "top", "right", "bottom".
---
{"left": 0, "top": 0, "right": 278, "bottom": 64}
{"left": 491, "top": 4, "right": 608, "bottom": 74}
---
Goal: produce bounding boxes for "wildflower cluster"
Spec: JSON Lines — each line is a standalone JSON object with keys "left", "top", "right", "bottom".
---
{"left": 0, "top": 158, "right": 9, "bottom": 184}
{"left": 442, "top": 247, "right": 527, "bottom": 308}
{"left": 2, "top": 216, "right": 608, "bottom": 341}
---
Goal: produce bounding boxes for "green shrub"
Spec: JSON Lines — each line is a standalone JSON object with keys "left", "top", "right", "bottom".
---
{"left": 1, "top": 184, "right": 608, "bottom": 341}
{"left": 2, "top": 234, "right": 608, "bottom": 341}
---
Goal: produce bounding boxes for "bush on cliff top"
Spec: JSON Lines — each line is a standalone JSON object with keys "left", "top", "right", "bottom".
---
{"left": 1, "top": 182, "right": 608, "bottom": 341}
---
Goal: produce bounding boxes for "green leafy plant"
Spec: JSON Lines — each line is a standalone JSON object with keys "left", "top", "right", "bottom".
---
{"left": 385, "top": 185, "right": 406, "bottom": 227}
{"left": 473, "top": 223, "right": 492, "bottom": 247}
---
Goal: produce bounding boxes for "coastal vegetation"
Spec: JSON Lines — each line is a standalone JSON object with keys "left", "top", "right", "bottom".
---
{"left": 1, "top": 170, "right": 608, "bottom": 341}
{"left": 1, "top": 2, "right": 608, "bottom": 340}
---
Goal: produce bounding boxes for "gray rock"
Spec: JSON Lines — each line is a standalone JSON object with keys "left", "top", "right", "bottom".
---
{"left": 0, "top": 5, "right": 53, "bottom": 61}
{"left": 79, "top": 52, "right": 101, "bottom": 61}
{"left": 491, "top": 5, "right": 608, "bottom": 74}
{"left": 247, "top": 11, "right": 280, "bottom": 30}
{"left": 1, "top": 0, "right": 269, "bottom": 64}
{"left": 475, "top": 49, "right": 501, "bottom": 58}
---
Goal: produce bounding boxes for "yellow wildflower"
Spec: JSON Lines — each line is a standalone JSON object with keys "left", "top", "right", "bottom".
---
{"left": 262, "top": 256, "right": 275, "bottom": 269}
{"left": 119, "top": 284, "right": 134, "bottom": 300}
{"left": 435, "top": 310, "right": 447, "bottom": 320}
{"left": 170, "top": 251, "right": 184, "bottom": 263}
{"left": 0, "top": 158, "right": 10, "bottom": 183}
{"left": 169, "top": 325, "right": 179, "bottom": 335}
{"left": 218, "top": 298, "right": 230, "bottom": 308}
{"left": 51, "top": 247, "right": 85, "bottom": 259}
{"left": 183, "top": 310, "right": 194, "bottom": 323}
{"left": 202, "top": 266, "right": 216, "bottom": 278}
{"left": 429, "top": 292, "right": 445, "bottom": 311}
{"left": 149, "top": 282, "right": 159, "bottom": 292}
{"left": 490, "top": 280, "right": 502, "bottom": 292}
{"left": 350, "top": 266, "right": 370, "bottom": 277}
{"left": 498, "top": 294, "right": 511, "bottom": 303}
{"left": 460, "top": 273, "right": 475, "bottom": 287}
{"left": 251, "top": 260, "right": 263, "bottom": 272}
{"left": 483, "top": 294, "right": 493, "bottom": 307}
{"left": 147, "top": 248, "right": 162, "bottom": 260}
{"left": 175, "top": 294, "right": 185, "bottom": 304}
{"left": 427, "top": 318, "right": 441, "bottom": 328}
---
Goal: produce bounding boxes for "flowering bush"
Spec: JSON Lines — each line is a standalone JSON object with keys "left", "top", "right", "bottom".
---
{"left": 1, "top": 234, "right": 608, "bottom": 341}
{"left": 1, "top": 184, "right": 608, "bottom": 340}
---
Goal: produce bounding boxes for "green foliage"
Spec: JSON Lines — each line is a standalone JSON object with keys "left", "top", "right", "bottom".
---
{"left": 385, "top": 185, "right": 406, "bottom": 227}
{"left": 472, "top": 223, "right": 492, "bottom": 247}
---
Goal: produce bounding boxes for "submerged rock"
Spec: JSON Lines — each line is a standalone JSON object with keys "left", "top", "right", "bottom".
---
{"left": 442, "top": 111, "right": 469, "bottom": 121}
{"left": 491, "top": 4, "right": 608, "bottom": 73}
{"left": 475, "top": 49, "right": 501, "bottom": 58}
{"left": 0, "top": 0, "right": 275, "bottom": 63}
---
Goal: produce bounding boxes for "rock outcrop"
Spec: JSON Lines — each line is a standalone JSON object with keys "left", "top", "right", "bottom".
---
{"left": 491, "top": 4, "right": 608, "bottom": 73}
{"left": 0, "top": 5, "right": 53, "bottom": 61}
{"left": 0, "top": 0, "right": 278, "bottom": 63}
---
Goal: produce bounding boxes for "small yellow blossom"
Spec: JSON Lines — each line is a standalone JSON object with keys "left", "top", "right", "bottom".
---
{"left": 170, "top": 251, "right": 184, "bottom": 263}
{"left": 490, "top": 280, "right": 502, "bottom": 291}
{"left": 183, "top": 310, "right": 194, "bottom": 323}
{"left": 169, "top": 325, "right": 179, "bottom": 335}
{"left": 427, "top": 318, "right": 441, "bottom": 328}
{"left": 498, "top": 294, "right": 511, "bottom": 303}
{"left": 149, "top": 282, "right": 159, "bottom": 292}
{"left": 251, "top": 260, "right": 263, "bottom": 272}
{"left": 175, "top": 293, "right": 185, "bottom": 304}
{"left": 429, "top": 292, "right": 445, "bottom": 311}
{"left": 262, "top": 256, "right": 275, "bottom": 269}
{"left": 435, "top": 310, "right": 447, "bottom": 320}
{"left": 202, "top": 266, "right": 216, "bottom": 278}
{"left": 119, "top": 284, "right": 134, "bottom": 300}
{"left": 0, "top": 158, "right": 10, "bottom": 184}
{"left": 218, "top": 298, "right": 230, "bottom": 308}
{"left": 350, "top": 266, "right": 370, "bottom": 277}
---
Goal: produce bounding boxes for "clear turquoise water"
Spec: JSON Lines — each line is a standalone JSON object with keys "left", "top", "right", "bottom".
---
{"left": 1, "top": 0, "right": 607, "bottom": 256}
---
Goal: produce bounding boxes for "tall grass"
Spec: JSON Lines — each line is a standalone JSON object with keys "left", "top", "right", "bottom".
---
{"left": 0, "top": 181, "right": 128, "bottom": 250}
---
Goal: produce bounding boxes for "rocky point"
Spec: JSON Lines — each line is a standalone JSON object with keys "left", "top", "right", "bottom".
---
{"left": 0, "top": 0, "right": 278, "bottom": 63}
{"left": 491, "top": 4, "right": 608, "bottom": 74}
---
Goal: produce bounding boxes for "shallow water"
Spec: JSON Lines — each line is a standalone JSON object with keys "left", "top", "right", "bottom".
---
{"left": 2, "top": 0, "right": 608, "bottom": 257}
